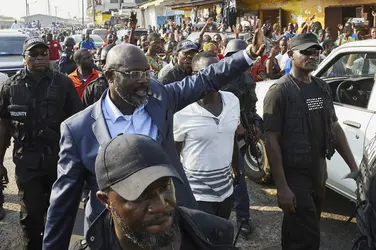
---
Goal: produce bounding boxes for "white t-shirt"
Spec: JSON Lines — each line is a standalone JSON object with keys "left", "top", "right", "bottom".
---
{"left": 279, "top": 53, "right": 290, "bottom": 71}
{"left": 173, "top": 91, "right": 240, "bottom": 202}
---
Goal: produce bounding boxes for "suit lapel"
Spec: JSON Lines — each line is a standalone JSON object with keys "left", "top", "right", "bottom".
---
{"left": 145, "top": 97, "right": 166, "bottom": 143}
{"left": 91, "top": 92, "right": 112, "bottom": 146}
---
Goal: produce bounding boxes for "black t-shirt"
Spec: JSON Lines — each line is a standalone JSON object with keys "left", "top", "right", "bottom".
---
{"left": 264, "top": 76, "right": 337, "bottom": 156}
{"left": 263, "top": 75, "right": 338, "bottom": 186}
{"left": 295, "top": 77, "right": 326, "bottom": 157}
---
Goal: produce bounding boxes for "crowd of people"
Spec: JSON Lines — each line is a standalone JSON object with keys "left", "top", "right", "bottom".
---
{"left": 0, "top": 12, "right": 367, "bottom": 250}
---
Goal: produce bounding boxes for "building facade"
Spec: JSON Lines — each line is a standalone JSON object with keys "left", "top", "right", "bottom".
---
{"left": 245, "top": 0, "right": 376, "bottom": 40}
{"left": 21, "top": 14, "right": 80, "bottom": 27}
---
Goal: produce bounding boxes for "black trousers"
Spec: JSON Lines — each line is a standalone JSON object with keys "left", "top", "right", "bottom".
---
{"left": 16, "top": 174, "right": 55, "bottom": 250}
{"left": 197, "top": 195, "right": 234, "bottom": 220}
{"left": 281, "top": 183, "right": 325, "bottom": 250}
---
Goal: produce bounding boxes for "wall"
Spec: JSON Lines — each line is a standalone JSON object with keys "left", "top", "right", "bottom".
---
{"left": 246, "top": 0, "right": 375, "bottom": 28}
{"left": 142, "top": 5, "right": 165, "bottom": 28}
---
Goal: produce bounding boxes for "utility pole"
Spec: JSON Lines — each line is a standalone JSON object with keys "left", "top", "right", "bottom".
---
{"left": 25, "top": 0, "right": 28, "bottom": 16}
{"left": 92, "top": 0, "right": 96, "bottom": 24}
{"left": 82, "top": 0, "right": 84, "bottom": 25}
{"left": 47, "top": 0, "right": 51, "bottom": 15}
{"left": 119, "top": 0, "right": 122, "bottom": 10}
{"left": 55, "top": 6, "right": 57, "bottom": 16}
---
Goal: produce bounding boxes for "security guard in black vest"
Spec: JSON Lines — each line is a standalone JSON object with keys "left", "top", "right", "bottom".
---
{"left": 82, "top": 44, "right": 115, "bottom": 107}
{"left": 0, "top": 37, "right": 82, "bottom": 250}
{"left": 263, "top": 33, "right": 358, "bottom": 249}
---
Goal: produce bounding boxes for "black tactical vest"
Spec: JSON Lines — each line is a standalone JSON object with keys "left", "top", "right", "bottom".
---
{"left": 7, "top": 70, "right": 62, "bottom": 148}
{"left": 276, "top": 75, "right": 335, "bottom": 169}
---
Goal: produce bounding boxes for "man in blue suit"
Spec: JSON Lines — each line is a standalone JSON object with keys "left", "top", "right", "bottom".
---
{"left": 43, "top": 35, "right": 265, "bottom": 250}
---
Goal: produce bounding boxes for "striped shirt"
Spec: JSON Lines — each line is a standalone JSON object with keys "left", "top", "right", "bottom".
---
{"left": 173, "top": 91, "right": 240, "bottom": 202}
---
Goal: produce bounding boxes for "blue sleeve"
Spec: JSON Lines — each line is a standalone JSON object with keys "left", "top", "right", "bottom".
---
{"left": 164, "top": 50, "right": 252, "bottom": 113}
{"left": 43, "top": 122, "right": 85, "bottom": 250}
{"left": 285, "top": 59, "right": 292, "bottom": 74}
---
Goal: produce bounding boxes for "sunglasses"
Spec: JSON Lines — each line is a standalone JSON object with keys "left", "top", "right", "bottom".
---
{"left": 298, "top": 48, "right": 321, "bottom": 56}
{"left": 25, "top": 50, "right": 48, "bottom": 58}
{"left": 112, "top": 69, "right": 151, "bottom": 81}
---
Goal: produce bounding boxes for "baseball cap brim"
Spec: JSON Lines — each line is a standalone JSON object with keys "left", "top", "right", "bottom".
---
{"left": 24, "top": 43, "right": 49, "bottom": 52}
{"left": 111, "top": 164, "right": 183, "bottom": 201}
{"left": 179, "top": 47, "right": 198, "bottom": 53}
{"left": 291, "top": 43, "right": 323, "bottom": 51}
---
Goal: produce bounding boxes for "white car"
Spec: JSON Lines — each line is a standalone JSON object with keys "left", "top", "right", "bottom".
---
{"left": 254, "top": 40, "right": 376, "bottom": 201}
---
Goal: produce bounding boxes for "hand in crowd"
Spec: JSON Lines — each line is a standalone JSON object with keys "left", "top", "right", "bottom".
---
{"left": 372, "top": 11, "right": 376, "bottom": 17}
{"left": 277, "top": 186, "right": 297, "bottom": 213}
{"left": 246, "top": 28, "right": 266, "bottom": 59}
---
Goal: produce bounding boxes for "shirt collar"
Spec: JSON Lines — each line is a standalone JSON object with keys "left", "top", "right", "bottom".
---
{"left": 103, "top": 91, "right": 148, "bottom": 123}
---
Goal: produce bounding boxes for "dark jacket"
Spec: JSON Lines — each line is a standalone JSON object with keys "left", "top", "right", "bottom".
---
{"left": 59, "top": 49, "right": 77, "bottom": 75}
{"left": 43, "top": 50, "right": 252, "bottom": 250}
{"left": 72, "top": 207, "right": 239, "bottom": 250}
{"left": 82, "top": 74, "right": 108, "bottom": 107}
{"left": 159, "top": 65, "right": 187, "bottom": 85}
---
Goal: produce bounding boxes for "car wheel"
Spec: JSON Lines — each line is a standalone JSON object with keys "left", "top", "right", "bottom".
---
{"left": 242, "top": 138, "right": 271, "bottom": 184}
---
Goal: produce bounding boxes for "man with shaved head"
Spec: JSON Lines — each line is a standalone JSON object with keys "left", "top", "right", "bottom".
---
{"left": 43, "top": 30, "right": 266, "bottom": 249}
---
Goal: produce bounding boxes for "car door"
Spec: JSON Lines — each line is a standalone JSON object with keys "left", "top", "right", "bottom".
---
{"left": 326, "top": 105, "right": 374, "bottom": 201}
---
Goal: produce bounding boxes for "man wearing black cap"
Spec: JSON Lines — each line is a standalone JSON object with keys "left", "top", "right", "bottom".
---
{"left": 0, "top": 36, "right": 82, "bottom": 250}
{"left": 159, "top": 40, "right": 199, "bottom": 85}
{"left": 263, "top": 33, "right": 358, "bottom": 249}
{"left": 73, "top": 133, "right": 238, "bottom": 250}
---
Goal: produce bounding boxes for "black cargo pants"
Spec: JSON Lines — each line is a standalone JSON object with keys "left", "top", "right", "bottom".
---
{"left": 281, "top": 175, "right": 326, "bottom": 250}
{"left": 14, "top": 149, "right": 58, "bottom": 250}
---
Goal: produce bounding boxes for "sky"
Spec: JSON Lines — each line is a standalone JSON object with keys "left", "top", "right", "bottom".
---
{"left": 0, "top": 0, "right": 86, "bottom": 19}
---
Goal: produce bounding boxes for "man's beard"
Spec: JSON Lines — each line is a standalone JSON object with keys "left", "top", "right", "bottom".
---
{"left": 113, "top": 210, "right": 180, "bottom": 250}
{"left": 114, "top": 81, "right": 148, "bottom": 107}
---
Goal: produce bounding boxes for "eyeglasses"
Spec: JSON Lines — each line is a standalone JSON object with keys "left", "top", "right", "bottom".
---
{"left": 299, "top": 48, "right": 321, "bottom": 56}
{"left": 112, "top": 69, "right": 151, "bottom": 81}
{"left": 25, "top": 51, "right": 48, "bottom": 57}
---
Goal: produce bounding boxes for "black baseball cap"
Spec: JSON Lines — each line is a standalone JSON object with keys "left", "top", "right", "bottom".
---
{"left": 95, "top": 134, "right": 182, "bottom": 201}
{"left": 176, "top": 40, "right": 198, "bottom": 52}
{"left": 288, "top": 33, "right": 322, "bottom": 51}
{"left": 23, "top": 36, "right": 49, "bottom": 53}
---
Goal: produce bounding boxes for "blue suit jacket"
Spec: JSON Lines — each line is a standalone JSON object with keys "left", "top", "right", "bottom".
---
{"left": 43, "top": 51, "right": 251, "bottom": 250}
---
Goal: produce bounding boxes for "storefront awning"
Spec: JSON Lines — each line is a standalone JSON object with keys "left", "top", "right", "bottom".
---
{"left": 167, "top": 0, "right": 223, "bottom": 10}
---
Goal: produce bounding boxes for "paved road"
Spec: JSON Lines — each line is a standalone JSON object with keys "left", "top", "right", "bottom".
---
{"left": 0, "top": 145, "right": 357, "bottom": 250}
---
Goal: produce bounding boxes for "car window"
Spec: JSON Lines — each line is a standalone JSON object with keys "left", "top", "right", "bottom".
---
{"left": 0, "top": 36, "right": 26, "bottom": 55}
{"left": 91, "top": 35, "right": 103, "bottom": 43}
{"left": 318, "top": 52, "right": 376, "bottom": 109}
{"left": 319, "top": 52, "right": 376, "bottom": 78}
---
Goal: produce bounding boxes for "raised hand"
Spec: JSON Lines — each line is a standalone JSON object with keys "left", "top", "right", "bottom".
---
{"left": 246, "top": 28, "right": 266, "bottom": 59}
